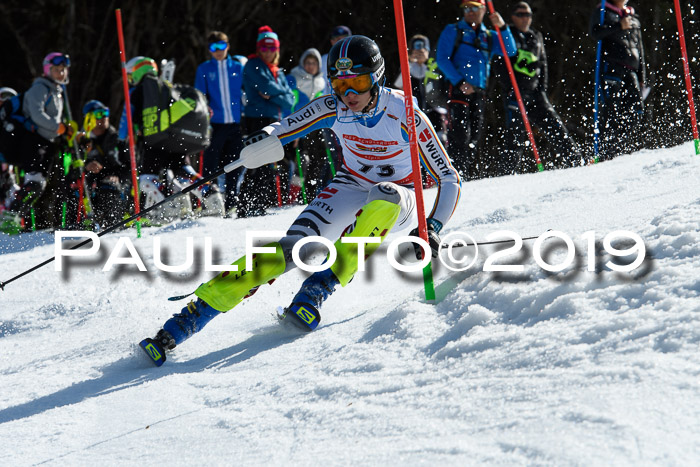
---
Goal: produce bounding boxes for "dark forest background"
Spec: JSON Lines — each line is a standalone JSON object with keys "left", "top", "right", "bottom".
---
{"left": 1, "top": 0, "right": 698, "bottom": 172}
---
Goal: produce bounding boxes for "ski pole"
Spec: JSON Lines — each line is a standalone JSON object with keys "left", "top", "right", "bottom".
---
{"left": 487, "top": 0, "right": 543, "bottom": 172}
{"left": 441, "top": 232, "right": 545, "bottom": 249}
{"left": 0, "top": 167, "right": 224, "bottom": 290}
{"left": 115, "top": 9, "right": 142, "bottom": 237}
{"left": 673, "top": 0, "right": 700, "bottom": 155}
{"left": 593, "top": 0, "right": 606, "bottom": 163}
{"left": 0, "top": 136, "right": 285, "bottom": 290}
{"left": 393, "top": 0, "right": 435, "bottom": 301}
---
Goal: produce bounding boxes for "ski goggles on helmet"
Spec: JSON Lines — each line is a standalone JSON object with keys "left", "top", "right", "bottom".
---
{"left": 209, "top": 41, "right": 228, "bottom": 52}
{"left": 0, "top": 90, "right": 16, "bottom": 100}
{"left": 47, "top": 54, "right": 71, "bottom": 67}
{"left": 91, "top": 109, "right": 110, "bottom": 119}
{"left": 463, "top": 5, "right": 484, "bottom": 13}
{"left": 259, "top": 46, "right": 279, "bottom": 53}
{"left": 330, "top": 73, "right": 374, "bottom": 96}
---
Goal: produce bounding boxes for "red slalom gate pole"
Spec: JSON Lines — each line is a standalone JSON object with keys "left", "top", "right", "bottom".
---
{"left": 673, "top": 0, "right": 700, "bottom": 155}
{"left": 115, "top": 9, "right": 142, "bottom": 236}
{"left": 487, "top": 0, "right": 544, "bottom": 171}
{"left": 393, "top": 0, "right": 435, "bottom": 301}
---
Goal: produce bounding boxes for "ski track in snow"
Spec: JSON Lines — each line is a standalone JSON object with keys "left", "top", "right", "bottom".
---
{"left": 1, "top": 143, "right": 699, "bottom": 465}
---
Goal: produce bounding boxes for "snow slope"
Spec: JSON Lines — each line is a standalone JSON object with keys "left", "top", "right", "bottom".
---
{"left": 1, "top": 143, "right": 699, "bottom": 465}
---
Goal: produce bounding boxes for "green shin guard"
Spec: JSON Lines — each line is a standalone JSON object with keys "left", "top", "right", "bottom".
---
{"left": 331, "top": 199, "right": 401, "bottom": 287}
{"left": 195, "top": 242, "right": 286, "bottom": 312}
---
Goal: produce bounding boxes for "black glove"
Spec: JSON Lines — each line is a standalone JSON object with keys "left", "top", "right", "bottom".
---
{"left": 410, "top": 218, "right": 442, "bottom": 260}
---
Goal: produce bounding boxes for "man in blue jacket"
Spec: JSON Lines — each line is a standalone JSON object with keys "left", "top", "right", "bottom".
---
{"left": 194, "top": 31, "right": 245, "bottom": 214}
{"left": 437, "top": 0, "right": 516, "bottom": 179}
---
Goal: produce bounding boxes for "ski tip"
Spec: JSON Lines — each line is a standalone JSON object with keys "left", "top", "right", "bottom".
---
{"left": 139, "top": 338, "right": 167, "bottom": 367}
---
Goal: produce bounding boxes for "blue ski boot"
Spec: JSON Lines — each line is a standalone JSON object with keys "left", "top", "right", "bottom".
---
{"left": 140, "top": 299, "right": 220, "bottom": 366}
{"left": 139, "top": 329, "right": 176, "bottom": 367}
{"left": 282, "top": 268, "right": 340, "bottom": 332}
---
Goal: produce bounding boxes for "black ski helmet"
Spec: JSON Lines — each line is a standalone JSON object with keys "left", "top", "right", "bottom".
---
{"left": 327, "top": 35, "right": 385, "bottom": 95}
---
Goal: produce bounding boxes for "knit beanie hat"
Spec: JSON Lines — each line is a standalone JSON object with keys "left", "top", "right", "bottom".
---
{"left": 257, "top": 25, "right": 280, "bottom": 49}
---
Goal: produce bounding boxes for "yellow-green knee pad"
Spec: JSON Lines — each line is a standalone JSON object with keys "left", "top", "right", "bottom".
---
{"left": 195, "top": 242, "right": 286, "bottom": 312}
{"left": 331, "top": 199, "right": 400, "bottom": 287}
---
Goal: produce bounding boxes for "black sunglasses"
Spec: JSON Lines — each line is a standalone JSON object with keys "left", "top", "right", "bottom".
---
{"left": 513, "top": 11, "right": 533, "bottom": 18}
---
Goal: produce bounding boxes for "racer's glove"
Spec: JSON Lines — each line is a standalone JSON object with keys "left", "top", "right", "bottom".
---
{"left": 410, "top": 218, "right": 442, "bottom": 260}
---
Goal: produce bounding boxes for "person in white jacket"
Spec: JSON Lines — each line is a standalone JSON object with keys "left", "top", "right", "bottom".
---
{"left": 140, "top": 36, "right": 461, "bottom": 366}
{"left": 288, "top": 48, "right": 331, "bottom": 196}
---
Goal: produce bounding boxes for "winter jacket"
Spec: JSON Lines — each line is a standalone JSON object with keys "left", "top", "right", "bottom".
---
{"left": 493, "top": 27, "right": 547, "bottom": 96}
{"left": 288, "top": 48, "right": 326, "bottom": 110}
{"left": 242, "top": 56, "right": 295, "bottom": 120}
{"left": 194, "top": 55, "right": 244, "bottom": 124}
{"left": 22, "top": 77, "right": 64, "bottom": 141}
{"left": 590, "top": 2, "right": 646, "bottom": 83}
{"left": 436, "top": 19, "right": 517, "bottom": 89}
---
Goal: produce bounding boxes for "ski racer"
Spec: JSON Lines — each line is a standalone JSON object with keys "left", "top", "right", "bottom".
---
{"left": 140, "top": 36, "right": 461, "bottom": 366}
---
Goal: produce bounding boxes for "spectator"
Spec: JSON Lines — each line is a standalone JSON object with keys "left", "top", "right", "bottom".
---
{"left": 393, "top": 35, "right": 443, "bottom": 110}
{"left": 238, "top": 25, "right": 295, "bottom": 217}
{"left": 194, "top": 31, "right": 245, "bottom": 215}
{"left": 288, "top": 47, "right": 329, "bottom": 197}
{"left": 80, "top": 100, "right": 129, "bottom": 226}
{"left": 590, "top": 0, "right": 646, "bottom": 160}
{"left": 0, "top": 87, "right": 19, "bottom": 210}
{"left": 436, "top": 0, "right": 516, "bottom": 179}
{"left": 1, "top": 53, "right": 74, "bottom": 233}
{"left": 493, "top": 1, "right": 582, "bottom": 174}
{"left": 119, "top": 56, "right": 210, "bottom": 221}
{"left": 319, "top": 25, "right": 353, "bottom": 180}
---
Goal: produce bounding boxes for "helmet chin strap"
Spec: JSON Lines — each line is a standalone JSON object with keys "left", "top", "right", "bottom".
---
{"left": 360, "top": 85, "right": 380, "bottom": 114}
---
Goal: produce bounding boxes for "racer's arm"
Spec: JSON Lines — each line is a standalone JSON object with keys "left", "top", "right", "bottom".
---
{"left": 412, "top": 107, "right": 461, "bottom": 229}
{"left": 261, "top": 95, "right": 337, "bottom": 145}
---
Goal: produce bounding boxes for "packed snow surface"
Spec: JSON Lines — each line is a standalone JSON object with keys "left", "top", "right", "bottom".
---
{"left": 1, "top": 142, "right": 699, "bottom": 465}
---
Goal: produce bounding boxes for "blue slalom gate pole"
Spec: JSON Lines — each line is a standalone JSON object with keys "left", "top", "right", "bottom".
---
{"left": 592, "top": 0, "right": 607, "bottom": 162}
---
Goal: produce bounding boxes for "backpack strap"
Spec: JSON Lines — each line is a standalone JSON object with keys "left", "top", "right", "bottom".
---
{"left": 451, "top": 24, "right": 494, "bottom": 59}
{"left": 450, "top": 24, "right": 465, "bottom": 60}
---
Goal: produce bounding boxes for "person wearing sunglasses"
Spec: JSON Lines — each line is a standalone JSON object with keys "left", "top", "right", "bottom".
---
{"left": 590, "top": 0, "right": 646, "bottom": 161}
{"left": 194, "top": 30, "right": 245, "bottom": 216}
{"left": 2, "top": 52, "right": 74, "bottom": 231}
{"left": 493, "top": 1, "right": 582, "bottom": 175}
{"left": 393, "top": 35, "right": 444, "bottom": 111}
{"left": 78, "top": 100, "right": 129, "bottom": 226}
{"left": 140, "top": 35, "right": 460, "bottom": 364}
{"left": 238, "top": 25, "right": 295, "bottom": 218}
{"left": 436, "top": 0, "right": 516, "bottom": 180}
